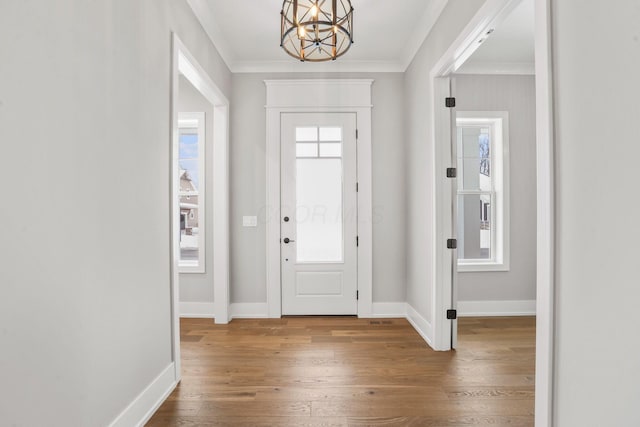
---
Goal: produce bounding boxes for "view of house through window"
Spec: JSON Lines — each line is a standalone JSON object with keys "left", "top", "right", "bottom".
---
{"left": 178, "top": 112, "right": 206, "bottom": 272}
{"left": 456, "top": 112, "right": 509, "bottom": 271}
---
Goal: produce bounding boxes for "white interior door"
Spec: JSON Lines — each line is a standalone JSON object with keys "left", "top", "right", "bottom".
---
{"left": 281, "top": 112, "right": 358, "bottom": 315}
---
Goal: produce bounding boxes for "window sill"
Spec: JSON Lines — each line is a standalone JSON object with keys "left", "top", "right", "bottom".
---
{"left": 457, "top": 262, "right": 510, "bottom": 273}
{"left": 179, "top": 262, "right": 205, "bottom": 274}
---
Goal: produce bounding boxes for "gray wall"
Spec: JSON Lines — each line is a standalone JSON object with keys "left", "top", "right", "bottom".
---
{"left": 454, "top": 74, "right": 537, "bottom": 302}
{"left": 552, "top": 0, "right": 640, "bottom": 425}
{"left": 230, "top": 72, "right": 406, "bottom": 303}
{"left": 177, "top": 75, "right": 215, "bottom": 303}
{"left": 0, "top": 1, "right": 231, "bottom": 426}
{"left": 404, "top": 0, "right": 485, "bottom": 320}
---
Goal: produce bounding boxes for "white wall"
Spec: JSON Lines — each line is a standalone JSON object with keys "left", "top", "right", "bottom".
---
{"left": 552, "top": 1, "right": 640, "bottom": 425}
{"left": 230, "top": 72, "right": 406, "bottom": 304}
{"left": 0, "top": 1, "right": 230, "bottom": 425}
{"left": 177, "top": 75, "right": 215, "bottom": 304}
{"left": 404, "top": 0, "right": 485, "bottom": 322}
{"left": 454, "top": 74, "right": 537, "bottom": 304}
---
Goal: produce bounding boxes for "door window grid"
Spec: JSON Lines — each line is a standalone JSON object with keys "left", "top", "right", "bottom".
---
{"left": 295, "top": 126, "right": 344, "bottom": 263}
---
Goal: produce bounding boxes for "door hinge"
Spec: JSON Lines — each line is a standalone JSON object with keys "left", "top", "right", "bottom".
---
{"left": 356, "top": 129, "right": 359, "bottom": 139}
{"left": 445, "top": 97, "right": 456, "bottom": 108}
{"left": 356, "top": 236, "right": 359, "bottom": 247}
{"left": 357, "top": 290, "right": 359, "bottom": 300}
{"left": 356, "top": 182, "right": 359, "bottom": 192}
{"left": 447, "top": 309, "right": 457, "bottom": 320}
{"left": 446, "top": 167, "right": 457, "bottom": 178}
{"left": 447, "top": 239, "right": 457, "bottom": 249}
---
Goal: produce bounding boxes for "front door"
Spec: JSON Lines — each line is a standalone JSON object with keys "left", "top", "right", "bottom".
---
{"left": 281, "top": 113, "right": 358, "bottom": 315}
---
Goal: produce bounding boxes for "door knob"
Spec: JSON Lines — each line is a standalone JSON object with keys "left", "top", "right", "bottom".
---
{"left": 284, "top": 216, "right": 290, "bottom": 222}
{"left": 283, "top": 238, "right": 295, "bottom": 244}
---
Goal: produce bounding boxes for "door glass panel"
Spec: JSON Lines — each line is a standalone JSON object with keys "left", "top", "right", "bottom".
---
{"left": 296, "top": 127, "right": 318, "bottom": 141}
{"left": 296, "top": 142, "right": 318, "bottom": 158}
{"left": 319, "top": 127, "right": 342, "bottom": 141}
{"left": 457, "top": 194, "right": 492, "bottom": 260}
{"left": 296, "top": 126, "right": 343, "bottom": 263}
{"left": 319, "top": 143, "right": 342, "bottom": 158}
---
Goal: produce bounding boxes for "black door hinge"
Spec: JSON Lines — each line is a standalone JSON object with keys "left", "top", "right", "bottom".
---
{"left": 356, "top": 236, "right": 359, "bottom": 247}
{"left": 447, "top": 239, "right": 457, "bottom": 249}
{"left": 356, "top": 129, "right": 359, "bottom": 139}
{"left": 357, "top": 290, "right": 359, "bottom": 300}
{"left": 447, "top": 309, "right": 457, "bottom": 320}
{"left": 445, "top": 97, "right": 456, "bottom": 108}
{"left": 356, "top": 182, "right": 359, "bottom": 192}
{"left": 446, "top": 167, "right": 457, "bottom": 178}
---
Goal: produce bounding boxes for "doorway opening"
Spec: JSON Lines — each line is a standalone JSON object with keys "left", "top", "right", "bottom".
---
{"left": 170, "top": 34, "right": 230, "bottom": 382}
{"left": 430, "top": 0, "right": 554, "bottom": 424}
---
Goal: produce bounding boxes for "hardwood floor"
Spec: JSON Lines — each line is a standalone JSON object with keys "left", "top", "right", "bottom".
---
{"left": 147, "top": 316, "right": 535, "bottom": 426}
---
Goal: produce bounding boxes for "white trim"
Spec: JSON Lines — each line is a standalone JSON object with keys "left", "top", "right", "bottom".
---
{"left": 456, "top": 61, "right": 535, "bottom": 75}
{"left": 180, "top": 302, "right": 215, "bottom": 318}
{"left": 458, "top": 262, "right": 509, "bottom": 272}
{"left": 234, "top": 60, "right": 404, "bottom": 74}
{"left": 458, "top": 300, "right": 536, "bottom": 317}
{"left": 431, "top": 0, "right": 524, "bottom": 77}
{"left": 432, "top": 77, "right": 455, "bottom": 351}
{"left": 264, "top": 79, "right": 374, "bottom": 319}
{"left": 406, "top": 304, "right": 435, "bottom": 348}
{"left": 370, "top": 302, "right": 408, "bottom": 318}
{"left": 534, "top": 0, "right": 555, "bottom": 425}
{"left": 230, "top": 303, "right": 269, "bottom": 319}
{"left": 456, "top": 111, "right": 511, "bottom": 272}
{"left": 108, "top": 363, "right": 177, "bottom": 427}
{"left": 171, "top": 33, "right": 231, "bottom": 384}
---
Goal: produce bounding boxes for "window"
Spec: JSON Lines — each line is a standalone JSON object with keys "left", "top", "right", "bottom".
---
{"left": 295, "top": 126, "right": 344, "bottom": 263}
{"left": 178, "top": 112, "right": 206, "bottom": 272}
{"left": 456, "top": 112, "right": 509, "bottom": 271}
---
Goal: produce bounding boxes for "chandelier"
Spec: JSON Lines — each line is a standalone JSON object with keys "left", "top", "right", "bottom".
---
{"left": 280, "top": 0, "right": 354, "bottom": 62}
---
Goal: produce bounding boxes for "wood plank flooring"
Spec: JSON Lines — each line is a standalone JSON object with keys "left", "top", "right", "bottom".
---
{"left": 147, "top": 316, "right": 535, "bottom": 426}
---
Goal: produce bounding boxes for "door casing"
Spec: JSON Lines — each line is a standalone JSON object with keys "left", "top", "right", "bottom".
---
{"left": 265, "top": 79, "right": 374, "bottom": 318}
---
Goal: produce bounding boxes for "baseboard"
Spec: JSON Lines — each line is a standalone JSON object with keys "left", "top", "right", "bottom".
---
{"left": 458, "top": 299, "right": 536, "bottom": 317}
{"left": 108, "top": 362, "right": 177, "bottom": 427}
{"left": 370, "top": 302, "right": 407, "bottom": 318}
{"left": 180, "top": 302, "right": 215, "bottom": 318}
{"left": 405, "top": 304, "right": 434, "bottom": 347}
{"left": 230, "top": 302, "right": 269, "bottom": 319}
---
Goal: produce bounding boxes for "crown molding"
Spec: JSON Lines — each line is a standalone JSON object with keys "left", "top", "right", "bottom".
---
{"left": 232, "top": 60, "right": 404, "bottom": 74}
{"left": 187, "top": 0, "right": 449, "bottom": 74}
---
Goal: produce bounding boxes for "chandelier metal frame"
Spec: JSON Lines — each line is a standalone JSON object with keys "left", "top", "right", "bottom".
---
{"left": 280, "top": 0, "right": 354, "bottom": 62}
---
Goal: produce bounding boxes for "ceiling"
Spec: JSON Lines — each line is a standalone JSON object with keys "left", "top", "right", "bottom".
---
{"left": 186, "top": 0, "right": 449, "bottom": 73}
{"left": 187, "top": 0, "right": 535, "bottom": 74}
{"left": 457, "top": 0, "right": 535, "bottom": 74}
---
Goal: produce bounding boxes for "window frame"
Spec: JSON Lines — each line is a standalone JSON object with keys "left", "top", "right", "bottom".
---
{"left": 456, "top": 111, "right": 510, "bottom": 272}
{"left": 178, "top": 112, "right": 206, "bottom": 273}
